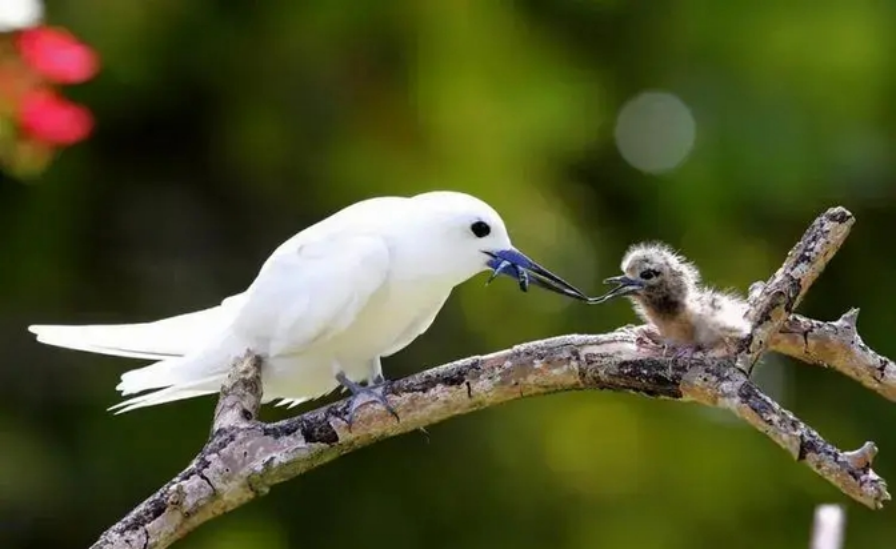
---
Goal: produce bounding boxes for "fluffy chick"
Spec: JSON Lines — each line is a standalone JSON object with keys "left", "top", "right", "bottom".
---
{"left": 594, "top": 242, "right": 751, "bottom": 356}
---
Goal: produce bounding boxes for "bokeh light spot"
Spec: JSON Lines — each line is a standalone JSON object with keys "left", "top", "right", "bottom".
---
{"left": 614, "top": 90, "right": 696, "bottom": 174}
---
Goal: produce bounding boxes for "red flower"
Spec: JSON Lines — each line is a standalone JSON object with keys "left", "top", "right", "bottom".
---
{"left": 15, "top": 26, "right": 99, "bottom": 85}
{"left": 19, "top": 89, "right": 93, "bottom": 145}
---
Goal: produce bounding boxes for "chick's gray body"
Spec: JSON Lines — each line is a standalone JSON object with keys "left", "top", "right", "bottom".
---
{"left": 617, "top": 242, "right": 751, "bottom": 352}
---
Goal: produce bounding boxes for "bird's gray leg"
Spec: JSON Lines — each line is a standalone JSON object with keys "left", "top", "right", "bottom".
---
{"left": 368, "top": 356, "right": 386, "bottom": 386}
{"left": 366, "top": 357, "right": 431, "bottom": 439}
{"left": 661, "top": 342, "right": 701, "bottom": 374}
{"left": 333, "top": 359, "right": 399, "bottom": 428}
{"left": 671, "top": 344, "right": 701, "bottom": 369}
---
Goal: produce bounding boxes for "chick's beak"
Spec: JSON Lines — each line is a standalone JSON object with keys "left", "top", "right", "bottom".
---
{"left": 483, "top": 249, "right": 588, "bottom": 300}
{"left": 588, "top": 275, "right": 645, "bottom": 304}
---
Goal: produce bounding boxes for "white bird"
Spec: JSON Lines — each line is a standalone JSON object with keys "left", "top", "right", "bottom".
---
{"left": 589, "top": 241, "right": 751, "bottom": 358}
{"left": 29, "top": 190, "right": 588, "bottom": 423}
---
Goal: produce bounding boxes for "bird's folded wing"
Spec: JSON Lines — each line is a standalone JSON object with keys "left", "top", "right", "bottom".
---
{"left": 229, "top": 233, "right": 392, "bottom": 357}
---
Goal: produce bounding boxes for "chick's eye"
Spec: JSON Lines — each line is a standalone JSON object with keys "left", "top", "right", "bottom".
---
{"left": 640, "top": 269, "right": 660, "bottom": 280}
{"left": 470, "top": 221, "right": 491, "bottom": 238}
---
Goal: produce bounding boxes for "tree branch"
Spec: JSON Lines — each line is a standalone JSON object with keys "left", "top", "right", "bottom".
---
{"left": 737, "top": 206, "right": 854, "bottom": 374}
{"left": 771, "top": 311, "right": 896, "bottom": 402}
{"left": 91, "top": 206, "right": 893, "bottom": 549}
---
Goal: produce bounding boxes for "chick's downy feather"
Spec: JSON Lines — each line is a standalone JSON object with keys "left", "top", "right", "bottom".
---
{"left": 618, "top": 242, "right": 751, "bottom": 351}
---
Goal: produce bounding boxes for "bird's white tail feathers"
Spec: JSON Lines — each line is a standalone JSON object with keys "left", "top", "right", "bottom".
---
{"left": 28, "top": 295, "right": 244, "bottom": 360}
{"left": 28, "top": 297, "right": 249, "bottom": 414}
{"left": 109, "top": 375, "right": 224, "bottom": 414}
{"left": 109, "top": 343, "right": 238, "bottom": 414}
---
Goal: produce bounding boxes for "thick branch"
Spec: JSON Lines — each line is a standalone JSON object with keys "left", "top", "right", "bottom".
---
{"left": 91, "top": 329, "right": 890, "bottom": 549}
{"left": 92, "top": 205, "right": 892, "bottom": 549}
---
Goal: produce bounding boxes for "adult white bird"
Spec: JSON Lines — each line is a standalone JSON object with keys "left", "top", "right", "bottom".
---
{"left": 29, "top": 190, "right": 589, "bottom": 424}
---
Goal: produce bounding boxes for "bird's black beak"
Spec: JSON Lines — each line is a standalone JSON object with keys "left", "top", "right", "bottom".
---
{"left": 588, "top": 275, "right": 645, "bottom": 304}
{"left": 483, "top": 249, "right": 588, "bottom": 300}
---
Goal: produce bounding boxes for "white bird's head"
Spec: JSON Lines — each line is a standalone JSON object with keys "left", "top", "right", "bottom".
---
{"left": 591, "top": 242, "right": 699, "bottom": 309}
{"left": 390, "top": 191, "right": 588, "bottom": 300}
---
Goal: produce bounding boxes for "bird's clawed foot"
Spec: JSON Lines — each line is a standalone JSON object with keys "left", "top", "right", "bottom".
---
{"left": 662, "top": 343, "right": 702, "bottom": 373}
{"left": 634, "top": 326, "right": 663, "bottom": 349}
{"left": 334, "top": 372, "right": 400, "bottom": 429}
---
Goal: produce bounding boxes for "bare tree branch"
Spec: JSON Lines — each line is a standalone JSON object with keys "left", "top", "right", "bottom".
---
{"left": 737, "top": 206, "right": 854, "bottom": 374}
{"left": 771, "top": 311, "right": 896, "bottom": 401}
{"left": 91, "top": 206, "right": 893, "bottom": 549}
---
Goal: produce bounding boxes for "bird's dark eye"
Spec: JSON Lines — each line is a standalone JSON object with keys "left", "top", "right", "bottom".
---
{"left": 470, "top": 221, "right": 491, "bottom": 238}
{"left": 640, "top": 269, "right": 660, "bottom": 280}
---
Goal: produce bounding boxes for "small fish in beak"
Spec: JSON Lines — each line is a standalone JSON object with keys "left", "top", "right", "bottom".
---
{"left": 483, "top": 249, "right": 589, "bottom": 300}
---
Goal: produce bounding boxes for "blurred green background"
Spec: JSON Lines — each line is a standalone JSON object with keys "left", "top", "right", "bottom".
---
{"left": 3, "top": 0, "right": 896, "bottom": 547}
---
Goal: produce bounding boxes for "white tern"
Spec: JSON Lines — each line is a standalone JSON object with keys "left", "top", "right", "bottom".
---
{"left": 29, "top": 190, "right": 589, "bottom": 424}
{"left": 588, "top": 241, "right": 751, "bottom": 360}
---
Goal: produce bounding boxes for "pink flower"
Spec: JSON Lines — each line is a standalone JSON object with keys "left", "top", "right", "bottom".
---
{"left": 19, "top": 89, "right": 93, "bottom": 145}
{"left": 15, "top": 26, "right": 99, "bottom": 84}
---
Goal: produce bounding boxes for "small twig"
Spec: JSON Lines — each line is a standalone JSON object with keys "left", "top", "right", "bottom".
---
{"left": 771, "top": 311, "right": 896, "bottom": 401}
{"left": 90, "top": 205, "right": 891, "bottom": 549}
{"left": 677, "top": 352, "right": 888, "bottom": 510}
{"left": 811, "top": 504, "right": 846, "bottom": 549}
{"left": 211, "top": 351, "right": 264, "bottom": 433}
{"left": 738, "top": 207, "right": 854, "bottom": 374}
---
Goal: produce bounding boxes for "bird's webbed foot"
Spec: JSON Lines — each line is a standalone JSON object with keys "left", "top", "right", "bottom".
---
{"left": 334, "top": 372, "right": 400, "bottom": 429}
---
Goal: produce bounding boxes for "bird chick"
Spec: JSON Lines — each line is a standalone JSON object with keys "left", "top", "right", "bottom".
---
{"left": 592, "top": 242, "right": 751, "bottom": 359}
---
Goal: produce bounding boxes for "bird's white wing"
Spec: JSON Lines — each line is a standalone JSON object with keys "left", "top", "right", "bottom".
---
{"left": 29, "top": 233, "right": 391, "bottom": 363}
{"left": 229, "top": 233, "right": 392, "bottom": 358}
{"left": 28, "top": 293, "right": 247, "bottom": 360}
{"left": 102, "top": 233, "right": 393, "bottom": 412}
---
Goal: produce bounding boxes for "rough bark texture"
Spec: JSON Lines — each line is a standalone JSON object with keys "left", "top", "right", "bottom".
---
{"left": 772, "top": 311, "right": 896, "bottom": 401}
{"left": 92, "top": 206, "right": 893, "bottom": 549}
{"left": 736, "top": 206, "right": 854, "bottom": 374}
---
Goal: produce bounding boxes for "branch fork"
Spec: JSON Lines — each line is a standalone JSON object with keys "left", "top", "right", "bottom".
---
{"left": 92, "top": 206, "right": 894, "bottom": 549}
